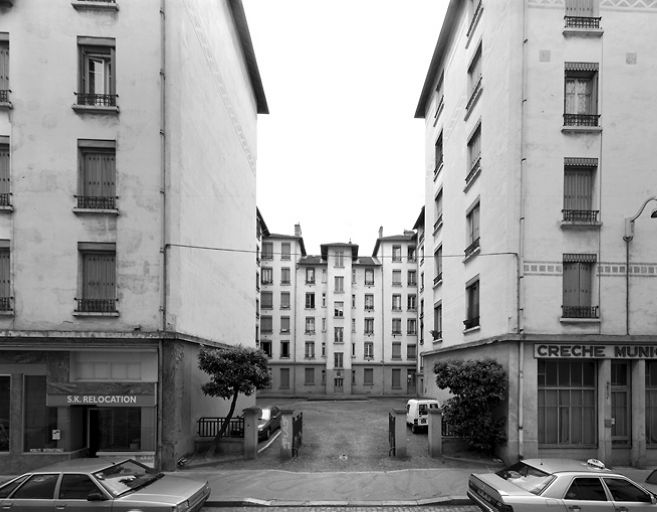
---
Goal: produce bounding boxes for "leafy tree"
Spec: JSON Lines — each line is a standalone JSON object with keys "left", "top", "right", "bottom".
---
{"left": 434, "top": 358, "right": 507, "bottom": 455}
{"left": 198, "top": 345, "right": 270, "bottom": 446}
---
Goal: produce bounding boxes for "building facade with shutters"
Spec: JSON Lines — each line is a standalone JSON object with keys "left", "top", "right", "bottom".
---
{"left": 415, "top": 0, "right": 657, "bottom": 466}
{"left": 257, "top": 226, "right": 420, "bottom": 396}
{"left": 0, "top": 0, "right": 267, "bottom": 472}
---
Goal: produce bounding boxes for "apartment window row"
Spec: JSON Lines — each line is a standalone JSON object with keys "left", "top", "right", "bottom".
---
{"left": 261, "top": 241, "right": 291, "bottom": 261}
{"left": 260, "top": 267, "right": 291, "bottom": 285}
{"left": 261, "top": 291, "right": 291, "bottom": 310}
{"left": 391, "top": 293, "right": 418, "bottom": 312}
{"left": 391, "top": 245, "right": 417, "bottom": 263}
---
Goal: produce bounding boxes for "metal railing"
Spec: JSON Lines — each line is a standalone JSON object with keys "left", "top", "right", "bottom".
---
{"left": 76, "top": 93, "right": 117, "bottom": 107}
{"left": 465, "top": 75, "right": 483, "bottom": 111}
{"left": 464, "top": 237, "right": 480, "bottom": 258}
{"left": 0, "top": 90, "right": 9, "bottom": 103}
{"left": 0, "top": 193, "right": 11, "bottom": 207}
{"left": 0, "top": 297, "right": 12, "bottom": 311}
{"left": 564, "top": 16, "right": 601, "bottom": 29}
{"left": 433, "top": 272, "right": 442, "bottom": 285}
{"left": 463, "top": 316, "right": 480, "bottom": 329}
{"left": 75, "top": 298, "right": 117, "bottom": 313}
{"left": 564, "top": 113, "right": 600, "bottom": 127}
{"left": 197, "top": 416, "right": 244, "bottom": 438}
{"left": 465, "top": 156, "right": 481, "bottom": 184}
{"left": 562, "top": 305, "right": 599, "bottom": 319}
{"left": 76, "top": 195, "right": 116, "bottom": 209}
{"left": 562, "top": 209, "right": 599, "bottom": 223}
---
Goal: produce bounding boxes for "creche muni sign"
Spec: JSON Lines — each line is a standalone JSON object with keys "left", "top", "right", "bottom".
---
{"left": 535, "top": 344, "right": 657, "bottom": 359}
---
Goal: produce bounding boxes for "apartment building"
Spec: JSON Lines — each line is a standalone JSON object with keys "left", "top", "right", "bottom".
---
{"left": 415, "top": 0, "right": 657, "bottom": 466}
{"left": 0, "top": 0, "right": 267, "bottom": 472}
{"left": 257, "top": 226, "right": 418, "bottom": 396}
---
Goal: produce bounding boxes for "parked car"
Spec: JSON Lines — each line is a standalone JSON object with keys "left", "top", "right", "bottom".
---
{"left": 258, "top": 406, "right": 282, "bottom": 440}
{"left": 405, "top": 398, "right": 440, "bottom": 433}
{"left": 468, "top": 458, "right": 656, "bottom": 512}
{"left": 0, "top": 457, "right": 210, "bottom": 512}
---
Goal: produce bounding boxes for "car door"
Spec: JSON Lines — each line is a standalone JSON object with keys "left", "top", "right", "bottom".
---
{"left": 55, "top": 474, "right": 113, "bottom": 512}
{"left": 602, "top": 477, "right": 657, "bottom": 512}
{"left": 1, "top": 473, "right": 59, "bottom": 512}
{"left": 561, "top": 477, "right": 616, "bottom": 512}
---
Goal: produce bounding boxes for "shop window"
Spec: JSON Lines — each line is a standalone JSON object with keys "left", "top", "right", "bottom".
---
{"left": 92, "top": 407, "right": 142, "bottom": 451}
{"left": 647, "top": 361, "right": 657, "bottom": 446}
{"left": 611, "top": 361, "right": 630, "bottom": 445}
{"left": 537, "top": 360, "right": 596, "bottom": 446}
{"left": 23, "top": 376, "right": 58, "bottom": 452}
{"left": 0, "top": 375, "right": 8, "bottom": 451}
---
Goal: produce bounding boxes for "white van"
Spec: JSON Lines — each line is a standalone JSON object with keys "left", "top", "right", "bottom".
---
{"left": 406, "top": 398, "right": 441, "bottom": 433}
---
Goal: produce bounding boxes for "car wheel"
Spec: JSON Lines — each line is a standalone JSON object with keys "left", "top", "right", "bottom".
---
{"left": 411, "top": 424, "right": 417, "bottom": 434}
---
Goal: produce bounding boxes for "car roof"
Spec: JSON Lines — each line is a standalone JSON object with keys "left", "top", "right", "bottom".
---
{"left": 520, "top": 459, "right": 615, "bottom": 475}
{"left": 25, "top": 457, "right": 130, "bottom": 474}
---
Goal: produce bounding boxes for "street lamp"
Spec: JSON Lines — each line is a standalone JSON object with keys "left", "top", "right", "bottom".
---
{"left": 622, "top": 196, "right": 657, "bottom": 335}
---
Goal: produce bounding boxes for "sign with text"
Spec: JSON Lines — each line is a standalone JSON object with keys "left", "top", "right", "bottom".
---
{"left": 535, "top": 344, "right": 657, "bottom": 359}
{"left": 47, "top": 394, "right": 155, "bottom": 407}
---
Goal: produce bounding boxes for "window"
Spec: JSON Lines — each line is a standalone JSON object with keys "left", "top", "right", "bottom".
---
{"left": 305, "top": 317, "right": 315, "bottom": 334}
{"left": 260, "top": 340, "right": 272, "bottom": 357}
{"left": 334, "top": 352, "right": 344, "bottom": 368}
{"left": 434, "top": 189, "right": 443, "bottom": 230}
{"left": 334, "top": 276, "right": 344, "bottom": 293}
{"left": 77, "top": 37, "right": 116, "bottom": 107}
{"left": 611, "top": 361, "right": 630, "bottom": 445}
{"left": 59, "top": 474, "right": 100, "bottom": 500}
{"left": 407, "top": 294, "right": 417, "bottom": 311}
{"left": 335, "top": 250, "right": 344, "bottom": 267}
{"left": 538, "top": 360, "right": 596, "bottom": 446}
{"left": 281, "top": 242, "right": 291, "bottom": 260}
{"left": 0, "top": 37, "right": 9, "bottom": 104}
{"left": 564, "top": 62, "right": 599, "bottom": 127}
{"left": 364, "top": 342, "right": 374, "bottom": 359}
{"left": 364, "top": 368, "right": 374, "bottom": 386}
{"left": 563, "top": 159, "right": 597, "bottom": 223}
{"left": 364, "top": 317, "right": 374, "bottom": 335}
{"left": 434, "top": 72, "right": 444, "bottom": 121}
{"left": 281, "top": 267, "right": 290, "bottom": 284}
{"left": 646, "top": 361, "right": 657, "bottom": 446}
{"left": 305, "top": 341, "right": 315, "bottom": 359}
{"left": 304, "top": 368, "right": 315, "bottom": 386}
{"left": 0, "top": 241, "right": 10, "bottom": 311}
{"left": 365, "top": 294, "right": 374, "bottom": 311}
{"left": 433, "top": 303, "right": 442, "bottom": 339}
{"left": 351, "top": 294, "right": 356, "bottom": 309}
{"left": 321, "top": 292, "right": 326, "bottom": 307}
{"left": 564, "top": 478, "right": 607, "bottom": 501}
{"left": 261, "top": 291, "right": 273, "bottom": 309}
{"left": 407, "top": 344, "right": 417, "bottom": 359}
{"left": 467, "top": 43, "right": 482, "bottom": 109}
{"left": 321, "top": 342, "right": 326, "bottom": 357}
{"left": 434, "top": 246, "right": 443, "bottom": 284}
{"left": 261, "top": 267, "right": 272, "bottom": 284}
{"left": 392, "top": 245, "right": 402, "bottom": 262}
{"left": 280, "top": 291, "right": 290, "bottom": 309}
{"left": 352, "top": 369, "right": 356, "bottom": 385}
{"left": 562, "top": 253, "right": 597, "bottom": 318}
{"left": 604, "top": 478, "right": 652, "bottom": 503}
{"left": 13, "top": 474, "right": 59, "bottom": 499}
{"left": 408, "top": 246, "right": 416, "bottom": 262}
{"left": 351, "top": 318, "right": 356, "bottom": 333}
{"left": 392, "top": 270, "right": 401, "bottom": 286}
{"left": 23, "top": 376, "right": 58, "bottom": 452}
{"left": 334, "top": 301, "right": 344, "bottom": 317}
{"left": 392, "top": 342, "right": 401, "bottom": 359}
{"left": 322, "top": 268, "right": 327, "bottom": 283}
{"left": 321, "top": 317, "right": 326, "bottom": 332}
{"left": 76, "top": 242, "right": 117, "bottom": 313}
{"left": 280, "top": 341, "right": 290, "bottom": 358}
{"left": 334, "top": 326, "right": 344, "bottom": 343}
{"left": 280, "top": 368, "right": 290, "bottom": 389}
{"left": 434, "top": 133, "right": 444, "bottom": 177}
{"left": 466, "top": 124, "right": 482, "bottom": 184}
{"left": 392, "top": 369, "right": 401, "bottom": 389}
{"left": 565, "top": 0, "right": 601, "bottom": 29}
{"left": 365, "top": 268, "right": 374, "bottom": 286}
{"left": 420, "top": 272, "right": 424, "bottom": 291}
{"left": 392, "top": 294, "right": 401, "bottom": 311}
{"left": 466, "top": 202, "right": 481, "bottom": 258}
{"left": 262, "top": 242, "right": 273, "bottom": 260}
{"left": 407, "top": 319, "right": 417, "bottom": 335}
{"left": 261, "top": 316, "right": 272, "bottom": 334}
{"left": 408, "top": 270, "right": 417, "bottom": 287}
{"left": 280, "top": 316, "right": 290, "bottom": 333}
{"left": 305, "top": 267, "right": 315, "bottom": 284}
{"left": 77, "top": 140, "right": 116, "bottom": 210}
{"left": 321, "top": 369, "right": 326, "bottom": 385}
{"left": 464, "top": 278, "right": 480, "bottom": 329}
{"left": 392, "top": 318, "right": 402, "bottom": 335}
{"left": 305, "top": 293, "right": 315, "bottom": 309}
{"left": 0, "top": 137, "right": 10, "bottom": 207}
{"left": 0, "top": 376, "right": 8, "bottom": 451}
{"left": 352, "top": 269, "right": 356, "bottom": 284}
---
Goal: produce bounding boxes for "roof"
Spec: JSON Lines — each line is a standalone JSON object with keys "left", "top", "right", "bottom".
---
{"left": 298, "top": 255, "right": 324, "bottom": 266}
{"left": 320, "top": 243, "right": 359, "bottom": 262}
{"left": 413, "top": 206, "right": 425, "bottom": 230}
{"left": 228, "top": 0, "right": 269, "bottom": 114}
{"left": 371, "top": 232, "right": 416, "bottom": 257}
{"left": 414, "top": 0, "right": 461, "bottom": 118}
{"left": 263, "top": 233, "right": 307, "bottom": 256}
{"left": 521, "top": 459, "right": 614, "bottom": 475}
{"left": 256, "top": 208, "right": 270, "bottom": 237}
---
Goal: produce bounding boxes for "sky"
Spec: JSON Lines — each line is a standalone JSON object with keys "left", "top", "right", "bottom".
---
{"left": 242, "top": 0, "right": 449, "bottom": 256}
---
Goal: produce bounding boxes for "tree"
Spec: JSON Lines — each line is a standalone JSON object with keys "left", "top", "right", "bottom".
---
{"left": 198, "top": 345, "right": 270, "bottom": 446}
{"left": 434, "top": 358, "right": 507, "bottom": 455}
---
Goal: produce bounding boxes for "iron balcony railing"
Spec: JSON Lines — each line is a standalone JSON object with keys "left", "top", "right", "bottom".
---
{"left": 464, "top": 237, "right": 480, "bottom": 258}
{"left": 434, "top": 213, "right": 443, "bottom": 231}
{"left": 465, "top": 75, "right": 483, "bottom": 111}
{"left": 466, "top": 0, "right": 483, "bottom": 37}
{"left": 197, "top": 416, "right": 244, "bottom": 438}
{"left": 463, "top": 316, "right": 480, "bottom": 329}
{"left": 0, "top": 193, "right": 11, "bottom": 207}
{"left": 76, "top": 93, "right": 118, "bottom": 107}
{"left": 564, "top": 16, "right": 601, "bottom": 29}
{"left": 562, "top": 209, "right": 599, "bottom": 223}
{"left": 0, "top": 297, "right": 12, "bottom": 311}
{"left": 76, "top": 195, "right": 116, "bottom": 209}
{"left": 432, "top": 330, "right": 442, "bottom": 341}
{"left": 433, "top": 272, "right": 442, "bottom": 285}
{"left": 75, "top": 298, "right": 117, "bottom": 313}
{"left": 564, "top": 113, "right": 600, "bottom": 127}
{"left": 0, "top": 90, "right": 9, "bottom": 103}
{"left": 562, "top": 305, "right": 599, "bottom": 319}
{"left": 465, "top": 156, "right": 481, "bottom": 184}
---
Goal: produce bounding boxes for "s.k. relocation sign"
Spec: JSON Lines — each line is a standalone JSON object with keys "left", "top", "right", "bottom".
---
{"left": 47, "top": 394, "right": 156, "bottom": 407}
{"left": 535, "top": 344, "right": 657, "bottom": 359}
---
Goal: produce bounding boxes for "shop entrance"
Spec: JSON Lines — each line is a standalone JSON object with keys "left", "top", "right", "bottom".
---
{"left": 88, "top": 407, "right": 142, "bottom": 457}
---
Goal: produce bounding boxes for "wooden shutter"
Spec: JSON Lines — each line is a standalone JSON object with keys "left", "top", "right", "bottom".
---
{"left": 563, "top": 261, "right": 592, "bottom": 307}
{"left": 83, "top": 252, "right": 115, "bottom": 300}
{"left": 83, "top": 150, "right": 115, "bottom": 198}
{"left": 0, "top": 42, "right": 8, "bottom": 91}
{"left": 0, "top": 249, "right": 9, "bottom": 298}
{"left": 0, "top": 145, "right": 9, "bottom": 196}
{"left": 564, "top": 168, "right": 593, "bottom": 210}
{"left": 566, "top": 0, "right": 595, "bottom": 16}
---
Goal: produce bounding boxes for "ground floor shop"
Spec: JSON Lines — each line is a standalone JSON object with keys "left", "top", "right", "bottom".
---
{"left": 421, "top": 337, "right": 657, "bottom": 467}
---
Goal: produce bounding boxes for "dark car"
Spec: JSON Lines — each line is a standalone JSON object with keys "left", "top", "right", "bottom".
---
{"left": 0, "top": 457, "right": 210, "bottom": 512}
{"left": 258, "top": 406, "right": 282, "bottom": 440}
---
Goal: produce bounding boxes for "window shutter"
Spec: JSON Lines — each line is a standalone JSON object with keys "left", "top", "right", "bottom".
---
{"left": 578, "top": 263, "right": 592, "bottom": 307}
{"left": 0, "top": 145, "right": 9, "bottom": 196}
{"left": 0, "top": 43, "right": 8, "bottom": 90}
{"left": 566, "top": 0, "right": 595, "bottom": 16}
{"left": 563, "top": 262, "right": 579, "bottom": 307}
{"left": 564, "top": 168, "right": 593, "bottom": 210}
{"left": 0, "top": 250, "right": 9, "bottom": 298}
{"left": 83, "top": 252, "right": 115, "bottom": 299}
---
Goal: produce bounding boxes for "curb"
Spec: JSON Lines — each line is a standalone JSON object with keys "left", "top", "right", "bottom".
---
{"left": 205, "top": 496, "right": 473, "bottom": 507}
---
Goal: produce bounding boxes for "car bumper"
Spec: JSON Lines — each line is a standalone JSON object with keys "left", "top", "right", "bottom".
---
{"left": 467, "top": 490, "right": 498, "bottom": 512}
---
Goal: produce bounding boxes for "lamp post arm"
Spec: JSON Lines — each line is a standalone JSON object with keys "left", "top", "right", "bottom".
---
{"left": 623, "top": 196, "right": 657, "bottom": 241}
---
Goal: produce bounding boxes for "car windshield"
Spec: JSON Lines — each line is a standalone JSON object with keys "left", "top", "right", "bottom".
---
{"left": 496, "top": 462, "right": 555, "bottom": 495}
{"left": 260, "top": 409, "right": 271, "bottom": 420}
{"left": 93, "top": 460, "right": 162, "bottom": 497}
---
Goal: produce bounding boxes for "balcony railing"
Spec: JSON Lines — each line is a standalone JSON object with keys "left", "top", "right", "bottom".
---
{"left": 562, "top": 209, "right": 599, "bottom": 223}
{"left": 564, "top": 16, "right": 601, "bottom": 29}
{"left": 465, "top": 156, "right": 481, "bottom": 184}
{"left": 75, "top": 298, "right": 117, "bottom": 313}
{"left": 433, "top": 272, "right": 442, "bottom": 285}
{"left": 431, "top": 330, "right": 442, "bottom": 341}
{"left": 463, "top": 316, "right": 480, "bottom": 329}
{"left": 562, "top": 305, "right": 599, "bottom": 319}
{"left": 0, "top": 297, "right": 12, "bottom": 311}
{"left": 76, "top": 93, "right": 117, "bottom": 107}
{"left": 76, "top": 195, "right": 116, "bottom": 209}
{"left": 0, "top": 193, "right": 11, "bottom": 207}
{"left": 434, "top": 213, "right": 443, "bottom": 231}
{"left": 465, "top": 75, "right": 483, "bottom": 112}
{"left": 464, "top": 237, "right": 480, "bottom": 258}
{"left": 564, "top": 113, "right": 600, "bottom": 127}
{"left": 466, "top": 0, "right": 483, "bottom": 38}
{"left": 0, "top": 90, "right": 10, "bottom": 103}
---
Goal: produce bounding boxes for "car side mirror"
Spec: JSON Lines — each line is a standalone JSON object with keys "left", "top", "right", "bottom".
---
{"left": 87, "top": 491, "right": 107, "bottom": 501}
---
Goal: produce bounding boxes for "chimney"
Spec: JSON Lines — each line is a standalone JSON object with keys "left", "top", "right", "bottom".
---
{"left": 378, "top": 226, "right": 383, "bottom": 239}
{"left": 294, "top": 223, "right": 302, "bottom": 237}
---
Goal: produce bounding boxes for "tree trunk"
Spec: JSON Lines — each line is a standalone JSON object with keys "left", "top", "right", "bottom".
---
{"left": 212, "top": 390, "right": 240, "bottom": 450}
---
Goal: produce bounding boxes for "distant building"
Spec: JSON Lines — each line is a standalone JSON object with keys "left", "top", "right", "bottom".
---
{"left": 257, "top": 225, "right": 419, "bottom": 396}
{"left": 415, "top": 0, "right": 657, "bottom": 466}
{"left": 0, "top": 0, "right": 267, "bottom": 472}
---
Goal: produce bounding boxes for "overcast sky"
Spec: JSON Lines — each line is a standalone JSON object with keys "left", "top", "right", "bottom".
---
{"left": 242, "top": 0, "right": 448, "bottom": 256}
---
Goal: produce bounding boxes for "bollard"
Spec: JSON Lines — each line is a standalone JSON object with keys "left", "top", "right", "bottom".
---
{"left": 428, "top": 408, "right": 442, "bottom": 457}
{"left": 242, "top": 407, "right": 260, "bottom": 460}
{"left": 279, "top": 409, "right": 294, "bottom": 459}
{"left": 392, "top": 409, "right": 407, "bottom": 458}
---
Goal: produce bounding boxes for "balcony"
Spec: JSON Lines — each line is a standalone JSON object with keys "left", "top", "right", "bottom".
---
{"left": 74, "top": 298, "right": 118, "bottom": 314}
{"left": 463, "top": 317, "right": 480, "bottom": 330}
{"left": 76, "top": 93, "right": 117, "bottom": 107}
{"left": 561, "top": 209, "right": 601, "bottom": 229}
{"left": 465, "top": 156, "right": 481, "bottom": 189}
{"left": 564, "top": 16, "right": 601, "bottom": 29}
{"left": 72, "top": 0, "right": 118, "bottom": 9}
{"left": 75, "top": 195, "right": 117, "bottom": 210}
{"left": 0, "top": 90, "right": 11, "bottom": 107}
{"left": 464, "top": 237, "right": 480, "bottom": 259}
{"left": 433, "top": 272, "right": 442, "bottom": 286}
{"left": 562, "top": 305, "right": 599, "bottom": 319}
{"left": 562, "top": 113, "right": 601, "bottom": 133}
{"left": 0, "top": 296, "right": 12, "bottom": 312}
{"left": 0, "top": 193, "right": 12, "bottom": 209}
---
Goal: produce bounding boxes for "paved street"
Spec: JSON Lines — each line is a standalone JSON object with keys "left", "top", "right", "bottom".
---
{"left": 205, "top": 507, "right": 479, "bottom": 512}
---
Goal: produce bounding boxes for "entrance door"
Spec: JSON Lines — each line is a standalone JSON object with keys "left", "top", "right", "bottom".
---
{"left": 88, "top": 408, "right": 101, "bottom": 457}
{"left": 611, "top": 361, "right": 631, "bottom": 465}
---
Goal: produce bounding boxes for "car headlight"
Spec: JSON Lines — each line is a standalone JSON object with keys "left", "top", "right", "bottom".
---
{"left": 173, "top": 500, "right": 189, "bottom": 512}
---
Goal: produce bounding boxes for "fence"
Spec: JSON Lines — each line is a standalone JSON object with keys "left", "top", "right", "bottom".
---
{"left": 197, "top": 416, "right": 244, "bottom": 438}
